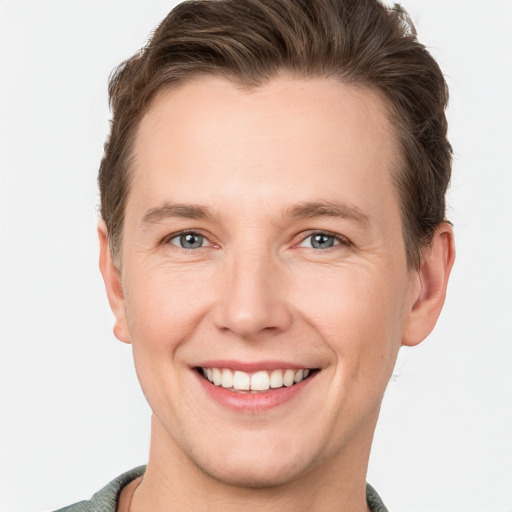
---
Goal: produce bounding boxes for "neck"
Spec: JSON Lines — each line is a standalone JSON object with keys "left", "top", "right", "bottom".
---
{"left": 130, "top": 415, "right": 376, "bottom": 512}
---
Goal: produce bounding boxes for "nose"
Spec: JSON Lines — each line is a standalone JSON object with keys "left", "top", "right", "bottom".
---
{"left": 213, "top": 249, "right": 293, "bottom": 339}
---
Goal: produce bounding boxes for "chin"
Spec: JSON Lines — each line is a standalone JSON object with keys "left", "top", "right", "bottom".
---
{"left": 190, "top": 448, "right": 314, "bottom": 489}
{"left": 181, "top": 422, "right": 331, "bottom": 489}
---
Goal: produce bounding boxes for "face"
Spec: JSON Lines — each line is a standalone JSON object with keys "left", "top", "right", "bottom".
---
{"left": 104, "top": 76, "right": 424, "bottom": 487}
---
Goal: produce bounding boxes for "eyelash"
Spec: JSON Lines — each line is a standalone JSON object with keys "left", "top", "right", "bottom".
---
{"left": 162, "top": 230, "right": 351, "bottom": 251}
{"left": 162, "top": 230, "right": 212, "bottom": 250}
{"left": 296, "top": 230, "right": 351, "bottom": 251}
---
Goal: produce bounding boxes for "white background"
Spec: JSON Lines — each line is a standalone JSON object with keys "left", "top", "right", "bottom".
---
{"left": 1, "top": 1, "right": 511, "bottom": 511}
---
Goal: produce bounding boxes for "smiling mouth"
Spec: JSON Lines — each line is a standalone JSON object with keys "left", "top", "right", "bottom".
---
{"left": 196, "top": 367, "right": 318, "bottom": 393}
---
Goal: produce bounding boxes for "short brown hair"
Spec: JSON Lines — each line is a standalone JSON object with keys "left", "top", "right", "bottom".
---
{"left": 99, "top": 0, "right": 452, "bottom": 269}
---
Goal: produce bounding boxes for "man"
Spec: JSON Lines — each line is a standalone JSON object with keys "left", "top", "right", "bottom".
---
{"left": 58, "top": 0, "right": 454, "bottom": 510}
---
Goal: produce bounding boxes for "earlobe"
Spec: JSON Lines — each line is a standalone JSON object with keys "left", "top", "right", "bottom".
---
{"left": 402, "top": 222, "right": 455, "bottom": 346}
{"left": 97, "top": 221, "right": 131, "bottom": 344}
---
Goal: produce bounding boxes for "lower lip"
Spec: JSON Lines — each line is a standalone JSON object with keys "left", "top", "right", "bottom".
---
{"left": 195, "top": 371, "right": 317, "bottom": 412}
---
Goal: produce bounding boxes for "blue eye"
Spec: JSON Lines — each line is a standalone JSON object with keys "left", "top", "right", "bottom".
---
{"left": 170, "top": 232, "right": 206, "bottom": 249}
{"left": 301, "top": 233, "right": 341, "bottom": 249}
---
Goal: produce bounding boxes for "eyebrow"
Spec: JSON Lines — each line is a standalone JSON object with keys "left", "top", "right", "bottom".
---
{"left": 141, "top": 203, "right": 210, "bottom": 227}
{"left": 140, "top": 200, "right": 370, "bottom": 228}
{"left": 286, "top": 200, "right": 370, "bottom": 224}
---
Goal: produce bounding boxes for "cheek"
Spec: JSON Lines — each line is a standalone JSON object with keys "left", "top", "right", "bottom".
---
{"left": 295, "top": 265, "right": 407, "bottom": 365}
{"left": 123, "top": 266, "right": 213, "bottom": 419}
{"left": 123, "top": 263, "right": 212, "bottom": 351}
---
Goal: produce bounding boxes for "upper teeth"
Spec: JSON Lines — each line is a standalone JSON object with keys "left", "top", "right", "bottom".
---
{"left": 201, "top": 367, "right": 311, "bottom": 392}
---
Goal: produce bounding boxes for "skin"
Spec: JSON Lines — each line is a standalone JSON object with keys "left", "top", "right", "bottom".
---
{"left": 99, "top": 75, "right": 455, "bottom": 512}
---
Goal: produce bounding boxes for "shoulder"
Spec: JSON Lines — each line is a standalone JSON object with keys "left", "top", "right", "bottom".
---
{"left": 366, "top": 482, "right": 389, "bottom": 512}
{"left": 53, "top": 466, "right": 146, "bottom": 512}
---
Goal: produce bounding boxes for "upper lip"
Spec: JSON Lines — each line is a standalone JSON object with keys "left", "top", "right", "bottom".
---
{"left": 194, "top": 360, "right": 315, "bottom": 372}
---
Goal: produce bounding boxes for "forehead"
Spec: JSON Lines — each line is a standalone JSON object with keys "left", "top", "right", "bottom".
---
{"left": 128, "top": 75, "right": 400, "bottom": 228}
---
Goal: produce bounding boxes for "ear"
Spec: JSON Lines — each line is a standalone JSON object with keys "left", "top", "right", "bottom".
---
{"left": 98, "top": 221, "right": 131, "bottom": 344}
{"left": 402, "top": 222, "right": 455, "bottom": 346}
